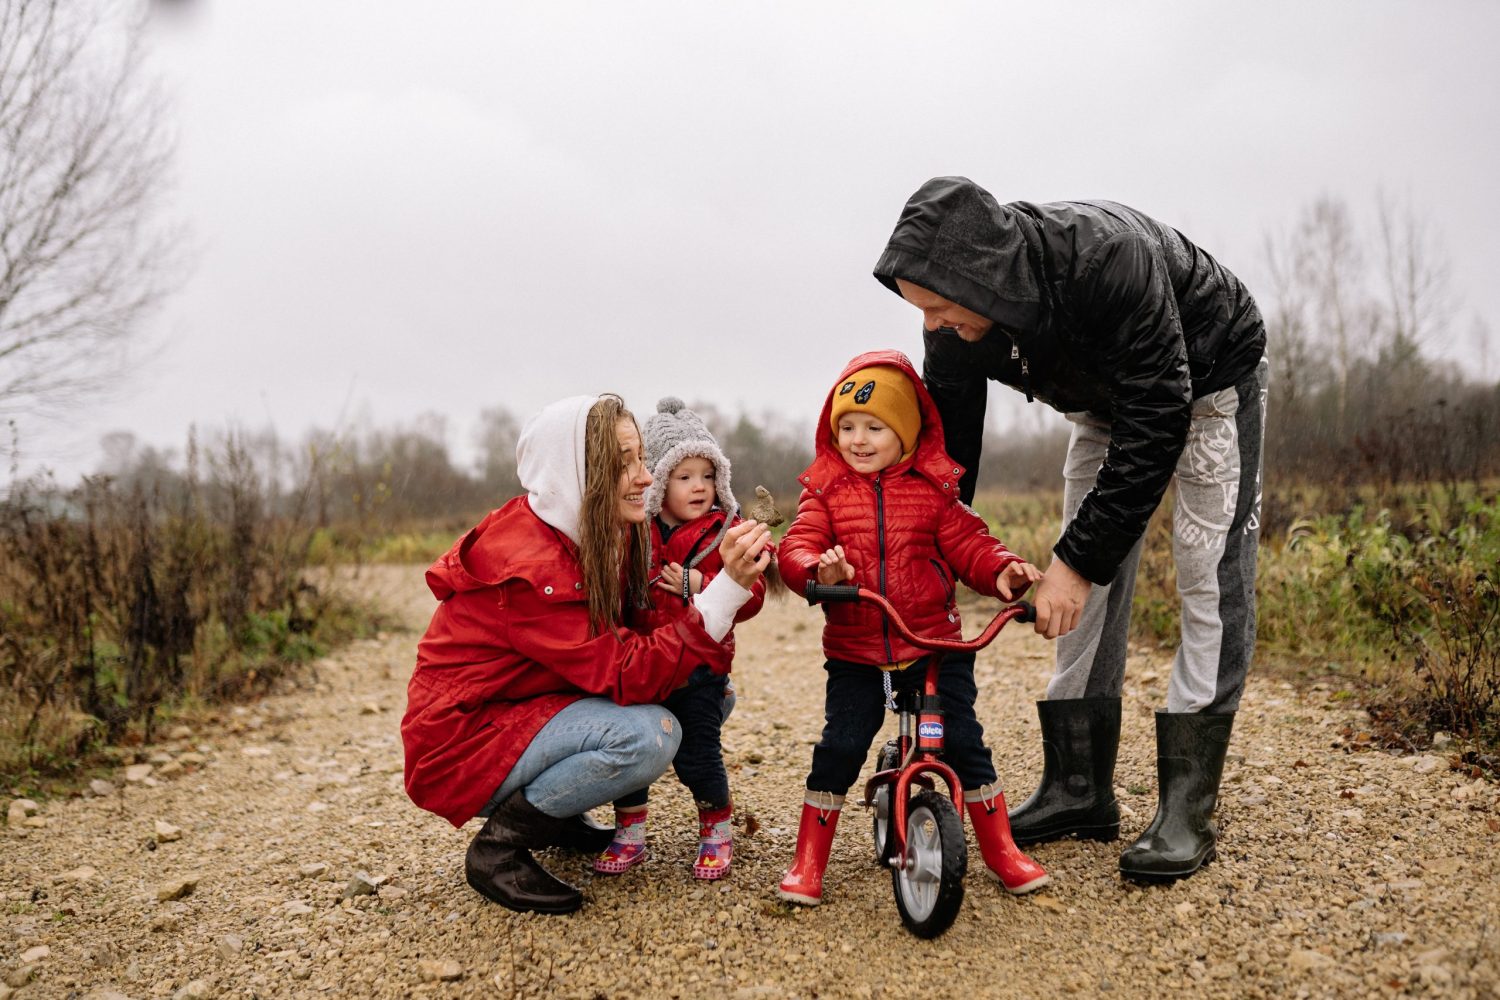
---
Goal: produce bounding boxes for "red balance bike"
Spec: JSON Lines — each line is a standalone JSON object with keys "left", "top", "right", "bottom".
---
{"left": 804, "top": 582, "right": 1036, "bottom": 939}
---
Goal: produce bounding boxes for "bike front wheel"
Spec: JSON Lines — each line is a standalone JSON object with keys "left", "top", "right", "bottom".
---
{"left": 891, "top": 789, "right": 966, "bottom": 938}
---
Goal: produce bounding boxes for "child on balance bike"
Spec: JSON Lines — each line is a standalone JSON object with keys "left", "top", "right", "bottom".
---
{"left": 776, "top": 350, "right": 1049, "bottom": 906}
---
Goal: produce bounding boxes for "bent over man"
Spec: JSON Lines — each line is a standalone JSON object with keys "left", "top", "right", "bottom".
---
{"left": 874, "top": 176, "right": 1268, "bottom": 882}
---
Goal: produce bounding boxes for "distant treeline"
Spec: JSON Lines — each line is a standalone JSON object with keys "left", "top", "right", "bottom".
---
{"left": 36, "top": 194, "right": 1500, "bottom": 529}
{"left": 84, "top": 405, "right": 820, "bottom": 537}
{"left": 985, "top": 192, "right": 1500, "bottom": 496}
{"left": 77, "top": 362, "right": 1498, "bottom": 549}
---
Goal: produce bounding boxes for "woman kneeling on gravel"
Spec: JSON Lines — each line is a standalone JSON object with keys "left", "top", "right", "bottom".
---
{"left": 401, "top": 394, "right": 772, "bottom": 915}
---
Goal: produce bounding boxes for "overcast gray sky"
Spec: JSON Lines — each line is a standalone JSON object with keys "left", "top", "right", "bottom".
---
{"left": 20, "top": 0, "right": 1500, "bottom": 479}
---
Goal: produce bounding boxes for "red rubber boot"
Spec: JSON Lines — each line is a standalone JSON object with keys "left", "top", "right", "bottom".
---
{"left": 776, "top": 793, "right": 843, "bottom": 905}
{"left": 967, "top": 786, "right": 1050, "bottom": 894}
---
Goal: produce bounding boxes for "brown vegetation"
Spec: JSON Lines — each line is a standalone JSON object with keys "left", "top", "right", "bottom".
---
{"left": 0, "top": 431, "right": 384, "bottom": 781}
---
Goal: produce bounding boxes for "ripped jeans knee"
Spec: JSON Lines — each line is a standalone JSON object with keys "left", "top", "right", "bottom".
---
{"left": 483, "top": 699, "right": 682, "bottom": 818}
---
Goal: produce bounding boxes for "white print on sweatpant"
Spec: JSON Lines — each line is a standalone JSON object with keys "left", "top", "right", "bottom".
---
{"left": 1172, "top": 388, "right": 1240, "bottom": 554}
{"left": 1242, "top": 383, "right": 1268, "bottom": 537}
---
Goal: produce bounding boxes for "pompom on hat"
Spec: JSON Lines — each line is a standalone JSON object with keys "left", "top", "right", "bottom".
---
{"left": 828, "top": 364, "right": 922, "bottom": 458}
{"left": 641, "top": 397, "right": 738, "bottom": 570}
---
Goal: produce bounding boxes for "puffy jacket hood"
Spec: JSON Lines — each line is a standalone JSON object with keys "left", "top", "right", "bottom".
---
{"left": 516, "top": 394, "right": 598, "bottom": 546}
{"left": 801, "top": 349, "right": 965, "bottom": 494}
{"left": 873, "top": 176, "right": 1044, "bottom": 338}
{"left": 874, "top": 180, "right": 1267, "bottom": 585}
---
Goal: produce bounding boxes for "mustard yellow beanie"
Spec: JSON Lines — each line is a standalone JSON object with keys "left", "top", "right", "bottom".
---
{"left": 828, "top": 365, "right": 922, "bottom": 457}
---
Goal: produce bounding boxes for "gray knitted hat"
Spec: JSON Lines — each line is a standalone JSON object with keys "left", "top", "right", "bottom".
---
{"left": 641, "top": 397, "right": 737, "bottom": 570}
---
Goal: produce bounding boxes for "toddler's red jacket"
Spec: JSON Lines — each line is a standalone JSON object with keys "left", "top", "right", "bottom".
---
{"left": 778, "top": 349, "right": 1025, "bottom": 665}
{"left": 636, "top": 508, "right": 767, "bottom": 651}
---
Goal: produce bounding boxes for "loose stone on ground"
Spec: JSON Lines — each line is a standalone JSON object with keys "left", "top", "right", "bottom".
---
{"left": 0, "top": 565, "right": 1495, "bottom": 999}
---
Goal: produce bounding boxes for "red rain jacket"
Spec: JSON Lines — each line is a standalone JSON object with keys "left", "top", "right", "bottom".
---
{"left": 778, "top": 349, "right": 1025, "bottom": 665}
{"left": 401, "top": 497, "right": 731, "bottom": 827}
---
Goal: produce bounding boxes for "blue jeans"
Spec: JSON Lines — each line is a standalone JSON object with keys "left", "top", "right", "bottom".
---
{"left": 481, "top": 699, "right": 682, "bottom": 819}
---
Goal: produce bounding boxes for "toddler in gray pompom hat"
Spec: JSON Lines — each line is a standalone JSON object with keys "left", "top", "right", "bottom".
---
{"left": 640, "top": 397, "right": 737, "bottom": 569}
{"left": 593, "top": 397, "right": 766, "bottom": 882}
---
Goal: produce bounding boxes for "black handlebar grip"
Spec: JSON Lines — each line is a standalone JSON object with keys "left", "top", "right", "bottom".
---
{"left": 1014, "top": 601, "right": 1036, "bottom": 623}
{"left": 805, "top": 582, "right": 861, "bottom": 605}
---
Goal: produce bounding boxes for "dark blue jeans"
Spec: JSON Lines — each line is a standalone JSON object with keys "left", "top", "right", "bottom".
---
{"left": 806, "top": 652, "right": 997, "bottom": 794}
{"left": 616, "top": 666, "right": 734, "bottom": 810}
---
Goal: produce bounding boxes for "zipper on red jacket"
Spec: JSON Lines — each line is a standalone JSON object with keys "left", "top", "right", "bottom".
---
{"left": 874, "top": 474, "right": 894, "bottom": 663}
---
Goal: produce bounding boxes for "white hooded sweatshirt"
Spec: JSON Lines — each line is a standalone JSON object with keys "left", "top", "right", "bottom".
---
{"left": 515, "top": 395, "right": 750, "bottom": 641}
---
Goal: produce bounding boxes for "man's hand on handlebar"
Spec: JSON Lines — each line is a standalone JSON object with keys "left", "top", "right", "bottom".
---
{"left": 718, "top": 519, "right": 773, "bottom": 590}
{"left": 1031, "top": 557, "right": 1090, "bottom": 639}
{"left": 996, "top": 559, "right": 1043, "bottom": 601}
{"left": 815, "top": 545, "right": 856, "bottom": 585}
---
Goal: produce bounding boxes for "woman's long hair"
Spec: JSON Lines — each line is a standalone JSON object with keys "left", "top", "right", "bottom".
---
{"left": 579, "top": 395, "right": 651, "bottom": 635}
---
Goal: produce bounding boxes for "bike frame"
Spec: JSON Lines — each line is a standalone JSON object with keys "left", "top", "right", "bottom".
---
{"left": 866, "top": 652, "right": 960, "bottom": 870}
{"left": 804, "top": 583, "right": 1033, "bottom": 872}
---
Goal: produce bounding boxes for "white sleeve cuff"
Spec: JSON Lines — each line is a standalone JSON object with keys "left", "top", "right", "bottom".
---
{"left": 694, "top": 573, "right": 753, "bottom": 642}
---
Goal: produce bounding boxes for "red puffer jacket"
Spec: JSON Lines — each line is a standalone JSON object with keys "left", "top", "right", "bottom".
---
{"left": 778, "top": 349, "right": 1025, "bottom": 665}
{"left": 401, "top": 497, "right": 731, "bottom": 827}
{"left": 636, "top": 509, "right": 767, "bottom": 644}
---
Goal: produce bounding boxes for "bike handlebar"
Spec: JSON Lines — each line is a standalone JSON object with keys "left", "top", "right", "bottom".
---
{"left": 803, "top": 581, "right": 1035, "bottom": 652}
{"left": 803, "top": 582, "right": 862, "bottom": 603}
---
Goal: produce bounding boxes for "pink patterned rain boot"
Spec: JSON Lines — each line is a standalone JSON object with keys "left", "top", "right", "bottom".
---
{"left": 693, "top": 803, "right": 734, "bottom": 880}
{"left": 593, "top": 807, "right": 649, "bottom": 875}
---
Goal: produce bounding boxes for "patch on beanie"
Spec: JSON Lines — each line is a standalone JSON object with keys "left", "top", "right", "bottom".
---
{"left": 854, "top": 381, "right": 875, "bottom": 404}
{"left": 839, "top": 380, "right": 856, "bottom": 396}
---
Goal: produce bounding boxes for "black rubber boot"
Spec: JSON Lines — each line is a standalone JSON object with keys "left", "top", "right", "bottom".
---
{"left": 554, "top": 811, "right": 614, "bottom": 854}
{"left": 465, "top": 792, "right": 583, "bottom": 914}
{"left": 1007, "top": 697, "right": 1122, "bottom": 845}
{"left": 1119, "top": 711, "right": 1234, "bottom": 884}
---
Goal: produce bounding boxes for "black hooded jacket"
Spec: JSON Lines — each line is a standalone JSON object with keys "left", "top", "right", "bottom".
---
{"left": 874, "top": 177, "right": 1265, "bottom": 585}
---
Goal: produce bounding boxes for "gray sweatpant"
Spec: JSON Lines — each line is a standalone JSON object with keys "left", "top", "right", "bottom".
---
{"left": 1046, "top": 357, "right": 1268, "bottom": 713}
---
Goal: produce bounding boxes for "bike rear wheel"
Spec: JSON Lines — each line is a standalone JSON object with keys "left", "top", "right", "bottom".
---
{"left": 891, "top": 789, "right": 966, "bottom": 938}
{"left": 870, "top": 740, "right": 900, "bottom": 864}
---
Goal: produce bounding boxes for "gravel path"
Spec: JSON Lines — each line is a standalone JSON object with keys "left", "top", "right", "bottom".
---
{"left": 3, "top": 566, "right": 1498, "bottom": 1000}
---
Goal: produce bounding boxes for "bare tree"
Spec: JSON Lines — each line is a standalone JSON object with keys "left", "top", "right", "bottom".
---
{"left": 1375, "top": 187, "right": 1454, "bottom": 368}
{"left": 473, "top": 405, "right": 522, "bottom": 499}
{"left": 1472, "top": 314, "right": 1493, "bottom": 384}
{"left": 1259, "top": 191, "right": 1499, "bottom": 486}
{"left": 1294, "top": 196, "right": 1369, "bottom": 435}
{"left": 0, "top": 0, "right": 180, "bottom": 421}
{"left": 1262, "top": 229, "right": 1318, "bottom": 416}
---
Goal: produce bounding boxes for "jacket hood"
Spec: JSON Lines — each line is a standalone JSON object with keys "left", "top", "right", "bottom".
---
{"left": 424, "top": 498, "right": 577, "bottom": 600}
{"left": 516, "top": 394, "right": 598, "bottom": 546}
{"left": 800, "top": 349, "right": 965, "bottom": 492}
{"left": 873, "top": 176, "right": 1043, "bottom": 337}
